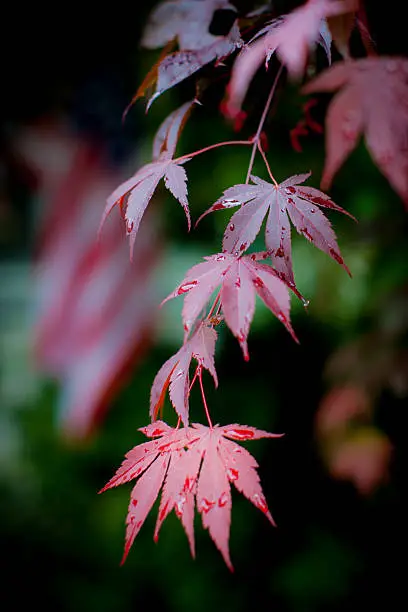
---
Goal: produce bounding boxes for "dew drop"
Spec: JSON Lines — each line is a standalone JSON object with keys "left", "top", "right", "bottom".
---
{"left": 177, "top": 280, "right": 198, "bottom": 294}
{"left": 310, "top": 208, "right": 316, "bottom": 213}
{"left": 199, "top": 498, "right": 215, "bottom": 514}
{"left": 252, "top": 494, "right": 269, "bottom": 514}
{"left": 227, "top": 468, "right": 239, "bottom": 481}
{"left": 302, "top": 298, "right": 310, "bottom": 308}
{"left": 253, "top": 276, "right": 264, "bottom": 288}
{"left": 218, "top": 492, "right": 229, "bottom": 507}
{"left": 235, "top": 277, "right": 241, "bottom": 288}
{"left": 184, "top": 477, "right": 193, "bottom": 492}
{"left": 216, "top": 254, "right": 226, "bottom": 261}
{"left": 175, "top": 495, "right": 186, "bottom": 517}
{"left": 226, "top": 428, "right": 254, "bottom": 440}
{"left": 229, "top": 223, "right": 235, "bottom": 231}
{"left": 126, "top": 220, "right": 134, "bottom": 233}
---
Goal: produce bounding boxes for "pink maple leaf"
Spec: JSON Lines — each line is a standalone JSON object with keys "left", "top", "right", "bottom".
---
{"left": 100, "top": 101, "right": 194, "bottom": 257}
{"left": 302, "top": 56, "right": 408, "bottom": 207}
{"left": 152, "top": 99, "right": 196, "bottom": 160}
{"left": 141, "top": 0, "right": 242, "bottom": 108}
{"left": 146, "top": 25, "right": 242, "bottom": 109}
{"left": 150, "top": 323, "right": 218, "bottom": 425}
{"left": 225, "top": 0, "right": 355, "bottom": 117}
{"left": 100, "top": 420, "right": 281, "bottom": 570}
{"left": 198, "top": 173, "right": 353, "bottom": 291}
{"left": 163, "top": 252, "right": 297, "bottom": 360}
{"left": 142, "top": 0, "right": 239, "bottom": 52}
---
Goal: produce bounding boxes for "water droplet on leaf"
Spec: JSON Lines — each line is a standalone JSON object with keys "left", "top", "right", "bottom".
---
{"left": 227, "top": 468, "right": 239, "bottom": 481}
{"left": 253, "top": 277, "right": 264, "bottom": 288}
{"left": 218, "top": 492, "right": 229, "bottom": 507}
{"left": 177, "top": 281, "right": 198, "bottom": 294}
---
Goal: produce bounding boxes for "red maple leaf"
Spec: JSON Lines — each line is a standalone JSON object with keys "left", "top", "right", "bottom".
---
{"left": 142, "top": 0, "right": 239, "bottom": 52}
{"left": 150, "top": 323, "right": 218, "bottom": 425}
{"left": 303, "top": 56, "right": 408, "bottom": 207}
{"left": 140, "top": 0, "right": 242, "bottom": 109}
{"left": 100, "top": 101, "right": 195, "bottom": 257}
{"left": 197, "top": 173, "right": 353, "bottom": 292}
{"left": 225, "top": 0, "right": 355, "bottom": 117}
{"left": 163, "top": 252, "right": 297, "bottom": 360}
{"left": 100, "top": 420, "right": 281, "bottom": 570}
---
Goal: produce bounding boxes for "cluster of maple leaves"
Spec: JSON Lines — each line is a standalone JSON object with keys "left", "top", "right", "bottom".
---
{"left": 100, "top": 0, "right": 408, "bottom": 569}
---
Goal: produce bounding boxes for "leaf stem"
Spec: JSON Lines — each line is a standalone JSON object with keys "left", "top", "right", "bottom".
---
{"left": 175, "top": 140, "right": 251, "bottom": 164}
{"left": 189, "top": 366, "right": 200, "bottom": 393}
{"left": 245, "top": 64, "right": 283, "bottom": 183}
{"left": 206, "top": 290, "right": 221, "bottom": 319}
{"left": 198, "top": 366, "right": 213, "bottom": 429}
{"left": 257, "top": 142, "right": 278, "bottom": 187}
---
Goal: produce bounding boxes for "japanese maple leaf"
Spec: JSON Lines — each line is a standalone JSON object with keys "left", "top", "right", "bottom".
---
{"left": 163, "top": 252, "right": 297, "bottom": 360}
{"left": 100, "top": 101, "right": 194, "bottom": 257}
{"left": 303, "top": 57, "right": 408, "bottom": 207}
{"left": 140, "top": 0, "right": 242, "bottom": 108}
{"left": 100, "top": 420, "right": 281, "bottom": 570}
{"left": 150, "top": 323, "right": 218, "bottom": 425}
{"left": 198, "top": 173, "right": 353, "bottom": 291}
{"left": 225, "top": 0, "right": 355, "bottom": 117}
{"left": 142, "top": 0, "right": 239, "bottom": 52}
{"left": 146, "top": 23, "right": 242, "bottom": 109}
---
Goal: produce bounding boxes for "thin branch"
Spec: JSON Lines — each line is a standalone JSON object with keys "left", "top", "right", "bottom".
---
{"left": 175, "top": 139, "right": 251, "bottom": 164}
{"left": 198, "top": 367, "right": 213, "bottom": 429}
{"left": 206, "top": 290, "right": 221, "bottom": 319}
{"left": 257, "top": 143, "right": 278, "bottom": 187}
{"left": 245, "top": 64, "right": 284, "bottom": 183}
{"left": 189, "top": 366, "right": 200, "bottom": 393}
